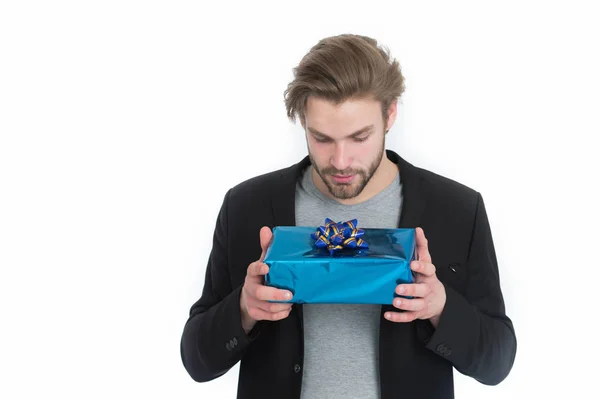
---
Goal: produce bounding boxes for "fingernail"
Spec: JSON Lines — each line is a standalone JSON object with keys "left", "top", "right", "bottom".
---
{"left": 394, "top": 299, "right": 402, "bottom": 306}
{"left": 397, "top": 285, "right": 405, "bottom": 294}
{"left": 284, "top": 291, "right": 292, "bottom": 299}
{"left": 412, "top": 261, "right": 419, "bottom": 269}
{"left": 385, "top": 313, "right": 391, "bottom": 319}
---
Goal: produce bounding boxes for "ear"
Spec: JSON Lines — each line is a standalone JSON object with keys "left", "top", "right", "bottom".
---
{"left": 385, "top": 100, "right": 398, "bottom": 133}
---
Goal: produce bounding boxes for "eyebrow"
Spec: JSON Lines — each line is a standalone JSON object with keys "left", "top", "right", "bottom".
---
{"left": 307, "top": 124, "right": 374, "bottom": 140}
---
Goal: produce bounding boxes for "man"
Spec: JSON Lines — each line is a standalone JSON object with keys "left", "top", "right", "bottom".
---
{"left": 180, "top": 34, "right": 516, "bottom": 399}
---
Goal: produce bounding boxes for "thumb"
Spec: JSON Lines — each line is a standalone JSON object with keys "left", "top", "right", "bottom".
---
{"left": 259, "top": 226, "right": 273, "bottom": 261}
{"left": 415, "top": 227, "right": 432, "bottom": 263}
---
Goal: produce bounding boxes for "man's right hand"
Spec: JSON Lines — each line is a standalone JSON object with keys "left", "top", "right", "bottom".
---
{"left": 240, "top": 226, "right": 293, "bottom": 334}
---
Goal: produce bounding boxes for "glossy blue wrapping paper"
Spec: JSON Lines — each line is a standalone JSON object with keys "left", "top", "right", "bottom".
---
{"left": 264, "top": 225, "right": 416, "bottom": 304}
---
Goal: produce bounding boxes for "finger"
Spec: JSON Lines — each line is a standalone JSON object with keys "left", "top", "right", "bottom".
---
{"left": 395, "top": 283, "right": 432, "bottom": 298}
{"left": 255, "top": 301, "right": 293, "bottom": 313}
{"left": 259, "top": 226, "right": 273, "bottom": 262}
{"left": 392, "top": 297, "right": 426, "bottom": 312}
{"left": 384, "top": 310, "right": 420, "bottom": 323}
{"left": 247, "top": 307, "right": 292, "bottom": 322}
{"left": 411, "top": 260, "right": 436, "bottom": 277}
{"left": 247, "top": 261, "right": 269, "bottom": 277}
{"left": 253, "top": 284, "right": 293, "bottom": 302}
{"left": 415, "top": 227, "right": 432, "bottom": 263}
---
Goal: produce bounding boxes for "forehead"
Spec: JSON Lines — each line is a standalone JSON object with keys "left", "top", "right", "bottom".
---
{"left": 304, "top": 96, "right": 382, "bottom": 133}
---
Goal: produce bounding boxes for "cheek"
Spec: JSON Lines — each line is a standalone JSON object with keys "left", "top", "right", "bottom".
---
{"left": 352, "top": 141, "right": 378, "bottom": 164}
{"left": 308, "top": 141, "right": 331, "bottom": 162}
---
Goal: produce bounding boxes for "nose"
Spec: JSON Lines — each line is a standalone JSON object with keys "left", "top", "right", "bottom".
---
{"left": 330, "top": 142, "right": 352, "bottom": 172}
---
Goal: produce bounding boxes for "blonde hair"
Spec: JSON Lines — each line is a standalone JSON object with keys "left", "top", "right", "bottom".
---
{"left": 284, "top": 34, "right": 405, "bottom": 124}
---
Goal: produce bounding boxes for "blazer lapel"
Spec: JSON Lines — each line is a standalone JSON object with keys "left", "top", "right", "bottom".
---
{"left": 270, "top": 156, "right": 310, "bottom": 228}
{"left": 381, "top": 149, "right": 429, "bottom": 318}
{"left": 270, "top": 156, "right": 310, "bottom": 330}
{"left": 386, "top": 150, "right": 429, "bottom": 229}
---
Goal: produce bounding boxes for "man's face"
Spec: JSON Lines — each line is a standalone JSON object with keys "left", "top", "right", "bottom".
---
{"left": 304, "top": 96, "right": 392, "bottom": 200}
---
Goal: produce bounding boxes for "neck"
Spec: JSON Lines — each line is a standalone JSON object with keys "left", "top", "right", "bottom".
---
{"left": 312, "top": 153, "right": 399, "bottom": 206}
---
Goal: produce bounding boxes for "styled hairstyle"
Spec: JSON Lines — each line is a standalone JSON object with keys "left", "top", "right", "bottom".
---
{"left": 284, "top": 34, "right": 405, "bottom": 125}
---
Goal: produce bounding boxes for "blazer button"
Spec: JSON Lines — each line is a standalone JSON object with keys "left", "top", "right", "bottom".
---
{"left": 294, "top": 364, "right": 301, "bottom": 373}
{"left": 436, "top": 343, "right": 452, "bottom": 357}
{"left": 225, "top": 342, "right": 232, "bottom": 351}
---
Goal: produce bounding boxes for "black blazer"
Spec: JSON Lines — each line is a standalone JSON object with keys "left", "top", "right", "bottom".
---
{"left": 181, "top": 150, "right": 517, "bottom": 399}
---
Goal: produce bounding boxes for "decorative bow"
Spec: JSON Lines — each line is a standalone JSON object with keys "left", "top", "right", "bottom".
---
{"left": 311, "top": 218, "right": 368, "bottom": 255}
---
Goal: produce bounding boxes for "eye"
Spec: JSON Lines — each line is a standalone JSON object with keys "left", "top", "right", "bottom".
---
{"left": 353, "top": 135, "right": 369, "bottom": 142}
{"left": 314, "top": 136, "right": 332, "bottom": 143}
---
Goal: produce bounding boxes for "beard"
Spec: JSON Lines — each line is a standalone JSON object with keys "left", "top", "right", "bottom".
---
{"left": 309, "top": 141, "right": 385, "bottom": 200}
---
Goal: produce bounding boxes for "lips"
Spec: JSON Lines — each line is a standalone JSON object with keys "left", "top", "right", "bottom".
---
{"left": 331, "top": 174, "right": 355, "bottom": 184}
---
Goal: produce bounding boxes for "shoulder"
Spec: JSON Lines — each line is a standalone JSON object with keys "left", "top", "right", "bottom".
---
{"left": 226, "top": 164, "right": 295, "bottom": 202}
{"left": 389, "top": 150, "right": 481, "bottom": 210}
{"left": 218, "top": 159, "right": 305, "bottom": 221}
{"left": 411, "top": 164, "right": 481, "bottom": 212}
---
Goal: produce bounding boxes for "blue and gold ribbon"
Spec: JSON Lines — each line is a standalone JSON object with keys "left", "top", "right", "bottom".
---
{"left": 311, "top": 218, "right": 368, "bottom": 255}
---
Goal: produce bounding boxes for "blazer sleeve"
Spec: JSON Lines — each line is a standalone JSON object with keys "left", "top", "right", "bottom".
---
{"left": 417, "top": 192, "right": 517, "bottom": 385}
{"left": 180, "top": 189, "right": 263, "bottom": 382}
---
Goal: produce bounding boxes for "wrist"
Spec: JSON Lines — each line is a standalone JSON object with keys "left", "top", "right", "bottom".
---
{"left": 240, "top": 291, "right": 257, "bottom": 334}
{"left": 241, "top": 310, "right": 257, "bottom": 334}
{"left": 429, "top": 284, "right": 447, "bottom": 329}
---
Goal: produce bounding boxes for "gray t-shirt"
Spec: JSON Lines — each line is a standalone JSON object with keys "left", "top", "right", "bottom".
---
{"left": 295, "top": 165, "right": 403, "bottom": 399}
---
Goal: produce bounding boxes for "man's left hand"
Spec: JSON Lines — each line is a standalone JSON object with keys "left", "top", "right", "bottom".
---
{"left": 384, "top": 227, "right": 447, "bottom": 328}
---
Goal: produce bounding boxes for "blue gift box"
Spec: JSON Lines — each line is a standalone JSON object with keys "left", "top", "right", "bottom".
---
{"left": 264, "top": 225, "right": 416, "bottom": 304}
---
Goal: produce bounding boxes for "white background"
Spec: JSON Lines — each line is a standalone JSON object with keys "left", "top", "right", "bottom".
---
{"left": 1, "top": 1, "right": 599, "bottom": 398}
